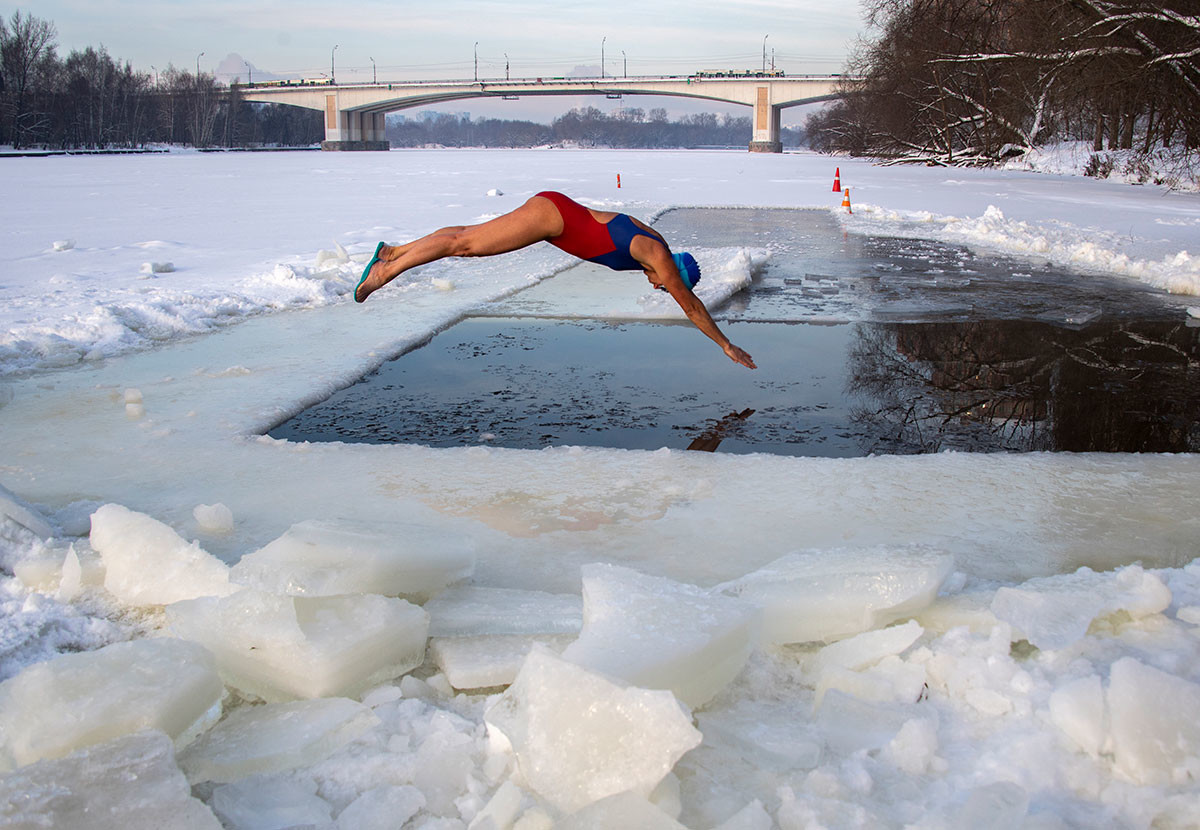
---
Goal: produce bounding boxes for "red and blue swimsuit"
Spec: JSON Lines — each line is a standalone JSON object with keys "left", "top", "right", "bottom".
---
{"left": 536, "top": 190, "right": 664, "bottom": 271}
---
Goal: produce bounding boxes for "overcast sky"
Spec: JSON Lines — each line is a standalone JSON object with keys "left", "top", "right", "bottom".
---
{"left": 18, "top": 0, "right": 866, "bottom": 122}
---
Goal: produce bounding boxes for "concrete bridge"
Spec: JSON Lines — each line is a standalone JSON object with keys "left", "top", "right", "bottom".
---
{"left": 238, "top": 74, "right": 847, "bottom": 152}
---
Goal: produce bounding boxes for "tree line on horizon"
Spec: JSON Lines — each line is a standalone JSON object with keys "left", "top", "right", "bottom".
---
{"left": 0, "top": 11, "right": 322, "bottom": 149}
{"left": 0, "top": 11, "right": 802, "bottom": 152}
{"left": 806, "top": 0, "right": 1200, "bottom": 170}
{"left": 388, "top": 107, "right": 805, "bottom": 149}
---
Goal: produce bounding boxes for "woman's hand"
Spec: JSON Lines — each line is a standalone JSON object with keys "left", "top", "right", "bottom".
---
{"left": 724, "top": 343, "right": 757, "bottom": 369}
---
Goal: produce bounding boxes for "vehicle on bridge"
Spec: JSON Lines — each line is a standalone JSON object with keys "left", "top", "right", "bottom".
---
{"left": 692, "top": 69, "right": 785, "bottom": 78}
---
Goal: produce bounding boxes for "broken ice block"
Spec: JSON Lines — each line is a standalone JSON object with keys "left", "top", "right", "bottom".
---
{"left": 808, "top": 622, "right": 927, "bottom": 707}
{"left": 556, "top": 792, "right": 689, "bottom": 830}
{"left": 468, "top": 780, "right": 525, "bottom": 830}
{"left": 0, "top": 638, "right": 223, "bottom": 770}
{"left": 813, "top": 657, "right": 928, "bottom": 709}
{"left": 230, "top": 519, "right": 475, "bottom": 601}
{"left": 166, "top": 588, "right": 429, "bottom": 701}
{"left": 1048, "top": 675, "right": 1105, "bottom": 756}
{"left": 560, "top": 563, "right": 759, "bottom": 708}
{"left": 90, "top": 503, "right": 235, "bottom": 606}
{"left": 210, "top": 776, "right": 333, "bottom": 829}
{"left": 915, "top": 591, "right": 1007, "bottom": 635}
{"left": 991, "top": 564, "right": 1171, "bottom": 651}
{"left": 425, "top": 585, "right": 582, "bottom": 638}
{"left": 813, "top": 620, "right": 924, "bottom": 674}
{"left": 0, "top": 482, "right": 54, "bottom": 541}
{"left": 0, "top": 731, "right": 221, "bottom": 829}
{"left": 484, "top": 646, "right": 701, "bottom": 813}
{"left": 193, "top": 503, "right": 234, "bottom": 534}
{"left": 178, "top": 697, "right": 380, "bottom": 784}
{"left": 1108, "top": 657, "right": 1200, "bottom": 785}
{"left": 717, "top": 547, "right": 954, "bottom": 644}
{"left": 431, "top": 633, "right": 575, "bottom": 690}
{"left": 12, "top": 545, "right": 94, "bottom": 592}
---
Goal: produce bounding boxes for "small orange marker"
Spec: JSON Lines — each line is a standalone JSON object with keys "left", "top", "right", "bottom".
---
{"left": 617, "top": 173, "right": 622, "bottom": 188}
{"left": 832, "top": 167, "right": 841, "bottom": 192}
{"left": 841, "top": 188, "right": 852, "bottom": 214}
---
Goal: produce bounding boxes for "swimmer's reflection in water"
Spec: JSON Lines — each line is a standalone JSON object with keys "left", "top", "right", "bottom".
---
{"left": 355, "top": 191, "right": 756, "bottom": 370}
{"left": 686, "top": 408, "right": 756, "bottom": 452}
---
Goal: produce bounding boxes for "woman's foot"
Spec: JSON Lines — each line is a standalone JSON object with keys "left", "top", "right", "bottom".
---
{"left": 355, "top": 242, "right": 386, "bottom": 303}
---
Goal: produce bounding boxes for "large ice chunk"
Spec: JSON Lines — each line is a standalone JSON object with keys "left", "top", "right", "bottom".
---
{"left": 560, "top": 563, "right": 759, "bottom": 708}
{"left": 431, "top": 633, "right": 575, "bottom": 690}
{"left": 716, "top": 547, "right": 955, "bottom": 644}
{"left": 425, "top": 585, "right": 583, "bottom": 637}
{"left": 166, "top": 588, "right": 429, "bottom": 701}
{"left": 1108, "top": 657, "right": 1200, "bottom": 785}
{"left": 991, "top": 565, "right": 1172, "bottom": 650}
{"left": 0, "top": 638, "right": 223, "bottom": 770}
{"left": 484, "top": 646, "right": 702, "bottom": 814}
{"left": 0, "top": 731, "right": 221, "bottom": 829}
{"left": 90, "top": 503, "right": 235, "bottom": 606}
{"left": 230, "top": 519, "right": 475, "bottom": 601}
{"left": 178, "top": 697, "right": 380, "bottom": 784}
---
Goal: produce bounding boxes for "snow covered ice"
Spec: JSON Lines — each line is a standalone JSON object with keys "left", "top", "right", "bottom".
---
{"left": 2, "top": 149, "right": 1200, "bottom": 828}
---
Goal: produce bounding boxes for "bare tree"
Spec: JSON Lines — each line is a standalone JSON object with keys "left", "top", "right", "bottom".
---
{"left": 0, "top": 10, "right": 57, "bottom": 147}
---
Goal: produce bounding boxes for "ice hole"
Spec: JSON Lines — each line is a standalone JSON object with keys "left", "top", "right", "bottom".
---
{"left": 270, "top": 209, "right": 1200, "bottom": 456}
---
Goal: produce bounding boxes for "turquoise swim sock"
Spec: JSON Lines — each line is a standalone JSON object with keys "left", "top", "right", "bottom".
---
{"left": 356, "top": 241, "right": 385, "bottom": 303}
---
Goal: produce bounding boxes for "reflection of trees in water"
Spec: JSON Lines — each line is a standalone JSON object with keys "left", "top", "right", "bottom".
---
{"left": 847, "top": 321, "right": 1200, "bottom": 454}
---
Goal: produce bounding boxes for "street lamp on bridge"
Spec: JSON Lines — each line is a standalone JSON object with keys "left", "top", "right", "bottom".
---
{"left": 601, "top": 36, "right": 606, "bottom": 79}
{"left": 196, "top": 51, "right": 204, "bottom": 78}
{"left": 622, "top": 50, "right": 627, "bottom": 78}
{"left": 474, "top": 42, "right": 479, "bottom": 82}
{"left": 370, "top": 56, "right": 377, "bottom": 84}
{"left": 762, "top": 35, "right": 768, "bottom": 73}
{"left": 331, "top": 44, "right": 338, "bottom": 83}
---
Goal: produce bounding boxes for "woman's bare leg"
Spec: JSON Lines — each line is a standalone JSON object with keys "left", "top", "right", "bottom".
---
{"left": 356, "top": 197, "right": 563, "bottom": 302}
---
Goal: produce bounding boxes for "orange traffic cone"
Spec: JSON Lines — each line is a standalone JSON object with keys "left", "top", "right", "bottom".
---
{"left": 617, "top": 173, "right": 622, "bottom": 188}
{"left": 832, "top": 167, "right": 841, "bottom": 192}
{"left": 841, "top": 188, "right": 852, "bottom": 214}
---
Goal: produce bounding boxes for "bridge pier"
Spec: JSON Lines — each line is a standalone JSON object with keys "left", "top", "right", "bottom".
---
{"left": 321, "top": 94, "right": 390, "bottom": 150}
{"left": 748, "top": 86, "right": 783, "bottom": 153}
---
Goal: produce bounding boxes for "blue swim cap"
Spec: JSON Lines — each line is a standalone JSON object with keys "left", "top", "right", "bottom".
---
{"left": 673, "top": 252, "right": 701, "bottom": 290}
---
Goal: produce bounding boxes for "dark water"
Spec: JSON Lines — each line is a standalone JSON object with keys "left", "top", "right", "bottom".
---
{"left": 270, "top": 317, "right": 1200, "bottom": 456}
{"left": 270, "top": 209, "right": 1200, "bottom": 456}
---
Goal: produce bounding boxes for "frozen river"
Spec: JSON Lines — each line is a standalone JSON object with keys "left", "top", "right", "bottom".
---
{"left": 1, "top": 149, "right": 1200, "bottom": 829}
